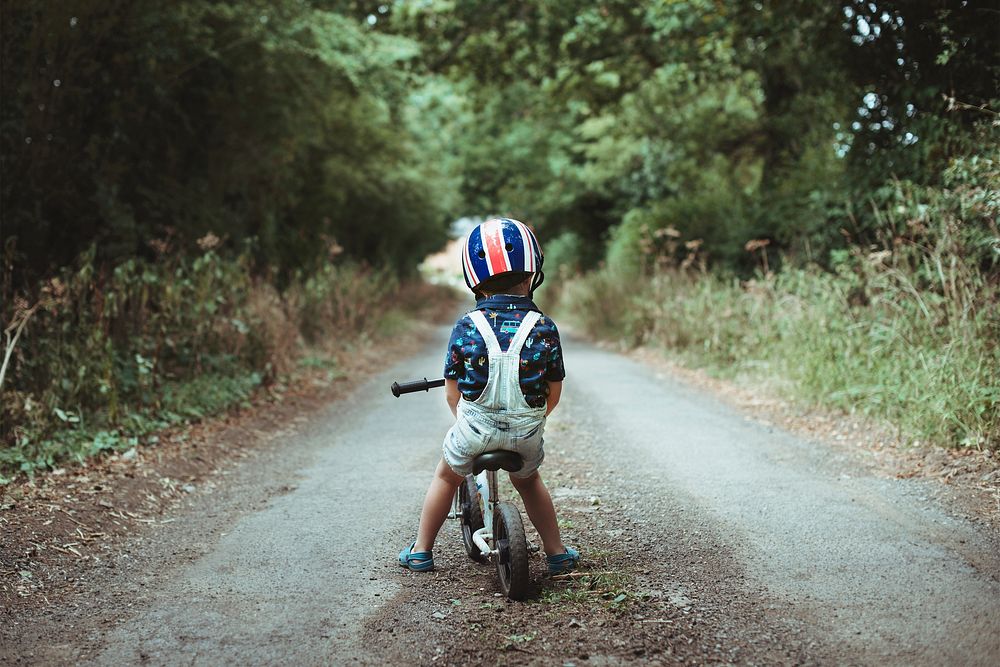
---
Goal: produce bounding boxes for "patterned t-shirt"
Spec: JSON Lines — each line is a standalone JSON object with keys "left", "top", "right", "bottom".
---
{"left": 443, "top": 295, "right": 566, "bottom": 408}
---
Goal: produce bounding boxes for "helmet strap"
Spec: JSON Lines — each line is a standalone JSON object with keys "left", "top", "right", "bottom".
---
{"left": 529, "top": 270, "right": 545, "bottom": 299}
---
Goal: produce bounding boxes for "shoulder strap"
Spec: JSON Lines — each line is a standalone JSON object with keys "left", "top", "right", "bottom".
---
{"left": 508, "top": 311, "right": 541, "bottom": 355}
{"left": 467, "top": 310, "right": 502, "bottom": 357}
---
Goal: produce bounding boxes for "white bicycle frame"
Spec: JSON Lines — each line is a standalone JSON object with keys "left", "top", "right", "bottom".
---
{"left": 452, "top": 470, "right": 498, "bottom": 558}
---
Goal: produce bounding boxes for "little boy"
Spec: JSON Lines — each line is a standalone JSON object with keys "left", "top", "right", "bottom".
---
{"left": 399, "top": 218, "right": 579, "bottom": 574}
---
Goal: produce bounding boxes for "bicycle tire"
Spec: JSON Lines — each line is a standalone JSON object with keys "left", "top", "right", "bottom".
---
{"left": 458, "top": 475, "right": 486, "bottom": 561}
{"left": 493, "top": 501, "right": 530, "bottom": 600}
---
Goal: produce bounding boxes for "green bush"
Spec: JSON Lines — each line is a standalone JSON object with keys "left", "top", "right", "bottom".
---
{"left": 1, "top": 1, "right": 448, "bottom": 289}
{"left": 557, "top": 160, "right": 1000, "bottom": 450}
{"left": 0, "top": 245, "right": 409, "bottom": 480}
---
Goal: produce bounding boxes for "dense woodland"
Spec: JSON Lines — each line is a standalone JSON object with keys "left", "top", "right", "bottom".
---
{"left": 1, "top": 1, "right": 998, "bottom": 475}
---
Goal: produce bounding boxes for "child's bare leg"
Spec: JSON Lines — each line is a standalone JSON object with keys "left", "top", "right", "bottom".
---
{"left": 509, "top": 471, "right": 565, "bottom": 556}
{"left": 414, "top": 459, "right": 464, "bottom": 553}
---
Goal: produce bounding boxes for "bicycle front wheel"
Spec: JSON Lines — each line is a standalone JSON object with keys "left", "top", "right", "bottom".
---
{"left": 493, "top": 501, "right": 530, "bottom": 600}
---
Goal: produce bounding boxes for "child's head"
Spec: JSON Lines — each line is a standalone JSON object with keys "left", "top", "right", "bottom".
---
{"left": 461, "top": 218, "right": 544, "bottom": 299}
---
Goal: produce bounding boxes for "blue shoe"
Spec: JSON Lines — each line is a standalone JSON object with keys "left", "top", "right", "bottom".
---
{"left": 399, "top": 542, "right": 434, "bottom": 572}
{"left": 547, "top": 546, "right": 580, "bottom": 574}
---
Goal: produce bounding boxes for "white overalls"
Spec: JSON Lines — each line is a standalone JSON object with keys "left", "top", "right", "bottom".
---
{"left": 442, "top": 310, "right": 547, "bottom": 479}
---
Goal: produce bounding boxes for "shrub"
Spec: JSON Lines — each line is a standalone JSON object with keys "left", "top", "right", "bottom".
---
{"left": 0, "top": 245, "right": 414, "bottom": 479}
{"left": 556, "top": 160, "right": 999, "bottom": 450}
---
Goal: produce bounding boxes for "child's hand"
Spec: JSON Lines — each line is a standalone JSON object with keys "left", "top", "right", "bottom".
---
{"left": 545, "top": 381, "right": 562, "bottom": 416}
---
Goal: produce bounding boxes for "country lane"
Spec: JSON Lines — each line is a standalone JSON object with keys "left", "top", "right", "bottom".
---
{"left": 29, "top": 325, "right": 1000, "bottom": 666}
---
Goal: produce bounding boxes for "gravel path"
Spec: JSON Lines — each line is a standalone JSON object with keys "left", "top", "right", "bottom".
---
{"left": 8, "top": 328, "right": 999, "bottom": 666}
{"left": 556, "top": 344, "right": 1000, "bottom": 665}
{"left": 84, "top": 339, "right": 451, "bottom": 665}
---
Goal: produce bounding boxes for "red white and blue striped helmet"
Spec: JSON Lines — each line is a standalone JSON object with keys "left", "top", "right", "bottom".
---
{"left": 461, "top": 218, "right": 544, "bottom": 293}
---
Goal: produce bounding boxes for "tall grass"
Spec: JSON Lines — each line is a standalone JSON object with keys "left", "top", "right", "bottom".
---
{"left": 556, "top": 161, "right": 1000, "bottom": 450}
{"left": 0, "top": 242, "right": 411, "bottom": 480}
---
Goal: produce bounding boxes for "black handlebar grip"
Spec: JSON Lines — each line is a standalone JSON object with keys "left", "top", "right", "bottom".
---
{"left": 391, "top": 377, "right": 446, "bottom": 397}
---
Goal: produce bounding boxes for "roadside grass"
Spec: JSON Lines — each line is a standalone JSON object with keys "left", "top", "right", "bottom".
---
{"left": 554, "top": 166, "right": 999, "bottom": 451}
{"left": 1, "top": 246, "right": 453, "bottom": 481}
{"left": 540, "top": 549, "right": 637, "bottom": 611}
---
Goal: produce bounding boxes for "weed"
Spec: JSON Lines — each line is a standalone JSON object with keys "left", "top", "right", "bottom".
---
{"left": 541, "top": 567, "right": 636, "bottom": 611}
{"left": 540, "top": 585, "right": 595, "bottom": 605}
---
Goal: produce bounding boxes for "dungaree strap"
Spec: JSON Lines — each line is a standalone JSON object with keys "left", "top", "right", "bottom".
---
{"left": 468, "top": 310, "right": 502, "bottom": 357}
{"left": 508, "top": 311, "right": 541, "bottom": 355}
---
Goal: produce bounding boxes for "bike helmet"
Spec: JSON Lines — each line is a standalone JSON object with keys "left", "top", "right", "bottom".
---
{"left": 462, "top": 218, "right": 544, "bottom": 296}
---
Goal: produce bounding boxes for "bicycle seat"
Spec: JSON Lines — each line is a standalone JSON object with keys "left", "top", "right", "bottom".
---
{"left": 472, "top": 451, "right": 524, "bottom": 475}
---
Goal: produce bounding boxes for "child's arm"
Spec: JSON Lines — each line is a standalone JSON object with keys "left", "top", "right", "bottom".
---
{"left": 545, "top": 381, "right": 562, "bottom": 416}
{"left": 445, "top": 379, "right": 460, "bottom": 418}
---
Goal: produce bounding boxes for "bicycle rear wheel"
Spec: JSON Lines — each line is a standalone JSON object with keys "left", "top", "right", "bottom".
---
{"left": 493, "top": 501, "right": 530, "bottom": 600}
{"left": 458, "top": 475, "right": 486, "bottom": 561}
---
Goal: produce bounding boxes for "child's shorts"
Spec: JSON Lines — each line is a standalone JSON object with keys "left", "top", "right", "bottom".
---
{"left": 443, "top": 406, "right": 546, "bottom": 479}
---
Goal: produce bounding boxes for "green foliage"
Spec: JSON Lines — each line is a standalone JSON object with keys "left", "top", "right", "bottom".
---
{"left": 1, "top": 1, "right": 448, "bottom": 287}
{"left": 8, "top": 1, "right": 994, "bottom": 279}
{"left": 0, "top": 1, "right": 462, "bottom": 477}
{"left": 540, "top": 554, "right": 635, "bottom": 608}
{"left": 382, "top": 1, "right": 998, "bottom": 450}
{"left": 382, "top": 0, "right": 998, "bottom": 271}
{"left": 3, "top": 0, "right": 997, "bottom": 473}
{"left": 557, "top": 167, "right": 1000, "bottom": 449}
{"left": 0, "top": 246, "right": 407, "bottom": 477}
{"left": 293, "top": 263, "right": 398, "bottom": 344}
{"left": 543, "top": 232, "right": 586, "bottom": 276}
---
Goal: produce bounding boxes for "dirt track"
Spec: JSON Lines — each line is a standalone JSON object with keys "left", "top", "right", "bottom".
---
{"left": 4, "top": 326, "right": 999, "bottom": 665}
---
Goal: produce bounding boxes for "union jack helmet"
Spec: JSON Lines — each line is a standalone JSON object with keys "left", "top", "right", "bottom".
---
{"left": 461, "top": 217, "right": 544, "bottom": 294}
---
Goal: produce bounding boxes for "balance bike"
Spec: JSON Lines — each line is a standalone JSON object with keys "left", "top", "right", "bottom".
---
{"left": 392, "top": 377, "right": 533, "bottom": 600}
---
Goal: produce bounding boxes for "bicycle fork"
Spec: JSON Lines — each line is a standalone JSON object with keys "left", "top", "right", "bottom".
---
{"left": 472, "top": 470, "right": 497, "bottom": 558}
{"left": 449, "top": 470, "right": 498, "bottom": 558}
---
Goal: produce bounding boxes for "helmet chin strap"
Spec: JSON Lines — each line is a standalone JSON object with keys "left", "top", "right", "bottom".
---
{"left": 529, "top": 270, "right": 545, "bottom": 299}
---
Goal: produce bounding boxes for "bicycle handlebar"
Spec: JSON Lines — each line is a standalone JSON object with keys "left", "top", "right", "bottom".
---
{"left": 391, "top": 377, "right": 446, "bottom": 397}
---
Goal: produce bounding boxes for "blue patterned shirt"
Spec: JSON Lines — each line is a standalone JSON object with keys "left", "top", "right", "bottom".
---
{"left": 443, "top": 295, "right": 566, "bottom": 407}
